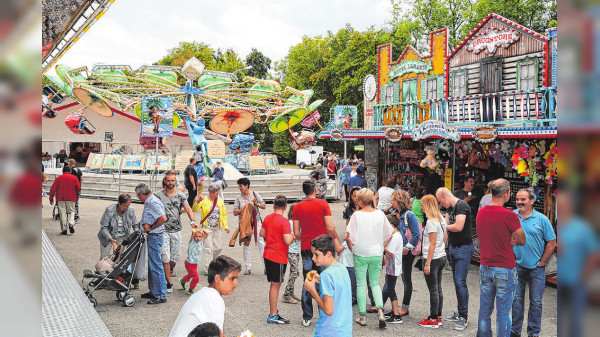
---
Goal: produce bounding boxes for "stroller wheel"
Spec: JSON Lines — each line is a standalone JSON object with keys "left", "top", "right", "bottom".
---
{"left": 89, "top": 296, "right": 97, "bottom": 308}
{"left": 122, "top": 294, "right": 135, "bottom": 307}
{"left": 116, "top": 291, "right": 127, "bottom": 301}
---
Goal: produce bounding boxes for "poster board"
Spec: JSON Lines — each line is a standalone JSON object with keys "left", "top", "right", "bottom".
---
{"left": 444, "top": 168, "right": 453, "bottom": 190}
{"left": 265, "top": 155, "right": 276, "bottom": 169}
{"left": 332, "top": 105, "right": 358, "bottom": 129}
{"left": 85, "top": 152, "right": 96, "bottom": 168}
{"left": 122, "top": 155, "right": 145, "bottom": 170}
{"left": 146, "top": 155, "right": 172, "bottom": 171}
{"left": 249, "top": 156, "right": 266, "bottom": 170}
{"left": 102, "top": 155, "right": 122, "bottom": 170}
{"left": 140, "top": 97, "right": 174, "bottom": 138}
{"left": 174, "top": 156, "right": 189, "bottom": 173}
{"left": 89, "top": 153, "right": 104, "bottom": 169}
{"left": 207, "top": 141, "right": 226, "bottom": 159}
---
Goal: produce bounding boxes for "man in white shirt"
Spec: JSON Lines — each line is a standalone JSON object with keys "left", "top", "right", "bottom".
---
{"left": 169, "top": 255, "right": 241, "bottom": 337}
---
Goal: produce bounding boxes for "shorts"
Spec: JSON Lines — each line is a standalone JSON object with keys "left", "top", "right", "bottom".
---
{"left": 264, "top": 258, "right": 287, "bottom": 283}
{"left": 161, "top": 231, "right": 182, "bottom": 263}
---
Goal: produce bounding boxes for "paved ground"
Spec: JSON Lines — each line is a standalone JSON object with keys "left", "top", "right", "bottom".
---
{"left": 42, "top": 197, "right": 558, "bottom": 337}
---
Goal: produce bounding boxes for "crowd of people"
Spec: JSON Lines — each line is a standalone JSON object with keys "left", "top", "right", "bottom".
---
{"left": 47, "top": 155, "right": 556, "bottom": 337}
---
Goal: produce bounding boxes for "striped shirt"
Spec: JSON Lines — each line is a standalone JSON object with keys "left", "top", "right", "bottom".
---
{"left": 186, "top": 240, "right": 203, "bottom": 264}
{"left": 141, "top": 194, "right": 166, "bottom": 234}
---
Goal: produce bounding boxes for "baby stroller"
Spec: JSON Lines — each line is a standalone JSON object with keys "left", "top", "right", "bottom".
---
{"left": 82, "top": 231, "right": 144, "bottom": 308}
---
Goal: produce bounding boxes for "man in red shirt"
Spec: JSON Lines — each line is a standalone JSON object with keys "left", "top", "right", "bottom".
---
{"left": 49, "top": 166, "right": 81, "bottom": 235}
{"left": 260, "top": 195, "right": 294, "bottom": 324}
{"left": 293, "top": 180, "right": 338, "bottom": 327}
{"left": 475, "top": 179, "right": 525, "bottom": 337}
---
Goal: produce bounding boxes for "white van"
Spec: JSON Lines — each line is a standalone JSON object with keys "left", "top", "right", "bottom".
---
{"left": 296, "top": 146, "right": 323, "bottom": 169}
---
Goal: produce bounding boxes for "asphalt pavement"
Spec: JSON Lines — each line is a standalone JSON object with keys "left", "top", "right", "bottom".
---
{"left": 42, "top": 197, "right": 557, "bottom": 337}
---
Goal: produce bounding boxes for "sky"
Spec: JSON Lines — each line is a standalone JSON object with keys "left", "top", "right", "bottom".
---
{"left": 58, "top": 0, "right": 394, "bottom": 70}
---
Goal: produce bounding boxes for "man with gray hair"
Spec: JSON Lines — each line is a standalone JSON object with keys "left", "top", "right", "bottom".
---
{"left": 511, "top": 188, "right": 556, "bottom": 337}
{"left": 136, "top": 183, "right": 169, "bottom": 304}
{"left": 475, "top": 179, "right": 526, "bottom": 337}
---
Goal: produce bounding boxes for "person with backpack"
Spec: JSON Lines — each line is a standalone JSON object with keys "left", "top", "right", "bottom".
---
{"left": 389, "top": 189, "right": 421, "bottom": 318}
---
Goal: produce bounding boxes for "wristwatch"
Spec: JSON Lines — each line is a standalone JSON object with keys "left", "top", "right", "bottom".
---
{"left": 190, "top": 220, "right": 196, "bottom": 224}
{"left": 425, "top": 263, "right": 431, "bottom": 267}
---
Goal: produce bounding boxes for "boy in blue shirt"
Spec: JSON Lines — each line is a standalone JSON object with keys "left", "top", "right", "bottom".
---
{"left": 304, "top": 235, "right": 352, "bottom": 337}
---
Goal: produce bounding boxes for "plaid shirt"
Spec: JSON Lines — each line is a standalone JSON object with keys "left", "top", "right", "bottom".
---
{"left": 141, "top": 194, "right": 166, "bottom": 234}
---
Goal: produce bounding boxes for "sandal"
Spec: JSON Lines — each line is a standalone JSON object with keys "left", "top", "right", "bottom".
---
{"left": 244, "top": 270, "right": 251, "bottom": 275}
{"left": 355, "top": 316, "right": 366, "bottom": 326}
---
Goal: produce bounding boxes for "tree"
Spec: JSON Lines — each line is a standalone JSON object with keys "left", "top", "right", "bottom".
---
{"left": 213, "top": 48, "right": 245, "bottom": 73}
{"left": 155, "top": 41, "right": 215, "bottom": 68}
{"left": 245, "top": 48, "right": 271, "bottom": 79}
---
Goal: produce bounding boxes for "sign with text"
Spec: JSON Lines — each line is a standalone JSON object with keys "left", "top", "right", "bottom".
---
{"left": 412, "top": 120, "right": 461, "bottom": 142}
{"left": 385, "top": 127, "right": 402, "bottom": 142}
{"left": 445, "top": 168, "right": 453, "bottom": 190}
{"left": 207, "top": 141, "right": 226, "bottom": 159}
{"left": 330, "top": 129, "right": 343, "bottom": 141}
{"left": 472, "top": 125, "right": 499, "bottom": 143}
{"left": 174, "top": 156, "right": 189, "bottom": 173}
{"left": 467, "top": 27, "right": 520, "bottom": 55}
{"left": 388, "top": 60, "right": 433, "bottom": 79}
{"left": 249, "top": 156, "right": 266, "bottom": 170}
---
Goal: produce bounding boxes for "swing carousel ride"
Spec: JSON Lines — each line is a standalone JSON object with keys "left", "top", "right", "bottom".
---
{"left": 44, "top": 57, "right": 325, "bottom": 152}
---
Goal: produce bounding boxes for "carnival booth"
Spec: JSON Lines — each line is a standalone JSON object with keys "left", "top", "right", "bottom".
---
{"left": 319, "top": 14, "right": 557, "bottom": 283}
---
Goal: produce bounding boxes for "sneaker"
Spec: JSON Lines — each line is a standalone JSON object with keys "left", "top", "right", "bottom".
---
{"left": 446, "top": 311, "right": 460, "bottom": 322}
{"left": 179, "top": 278, "right": 186, "bottom": 290}
{"left": 69, "top": 225, "right": 75, "bottom": 234}
{"left": 437, "top": 317, "right": 443, "bottom": 326}
{"left": 419, "top": 317, "right": 440, "bottom": 328}
{"left": 281, "top": 296, "right": 298, "bottom": 304}
{"left": 147, "top": 298, "right": 167, "bottom": 304}
{"left": 186, "top": 289, "right": 196, "bottom": 295}
{"left": 140, "top": 292, "right": 156, "bottom": 299}
{"left": 166, "top": 283, "right": 173, "bottom": 293}
{"left": 385, "top": 315, "right": 403, "bottom": 324}
{"left": 384, "top": 311, "right": 394, "bottom": 318}
{"left": 267, "top": 313, "right": 290, "bottom": 324}
{"left": 292, "top": 294, "right": 302, "bottom": 302}
{"left": 302, "top": 318, "right": 311, "bottom": 327}
{"left": 60, "top": 230, "right": 68, "bottom": 235}
{"left": 454, "top": 317, "right": 468, "bottom": 331}
{"left": 378, "top": 311, "right": 387, "bottom": 329}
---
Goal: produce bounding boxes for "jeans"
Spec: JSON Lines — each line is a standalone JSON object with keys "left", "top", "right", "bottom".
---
{"left": 147, "top": 235, "right": 167, "bottom": 300}
{"left": 382, "top": 274, "right": 398, "bottom": 305}
{"left": 347, "top": 267, "right": 357, "bottom": 303}
{"left": 354, "top": 255, "right": 384, "bottom": 315}
{"left": 301, "top": 250, "right": 323, "bottom": 320}
{"left": 477, "top": 265, "right": 518, "bottom": 337}
{"left": 424, "top": 256, "right": 447, "bottom": 318}
{"left": 558, "top": 283, "right": 587, "bottom": 337}
{"left": 511, "top": 265, "right": 546, "bottom": 336}
{"left": 401, "top": 253, "right": 416, "bottom": 309}
{"left": 186, "top": 187, "right": 197, "bottom": 208}
{"left": 75, "top": 192, "right": 80, "bottom": 218}
{"left": 448, "top": 243, "right": 474, "bottom": 319}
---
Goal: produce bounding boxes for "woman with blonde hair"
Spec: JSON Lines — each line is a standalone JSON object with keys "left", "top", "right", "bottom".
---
{"left": 390, "top": 189, "right": 421, "bottom": 318}
{"left": 418, "top": 194, "right": 448, "bottom": 328}
{"left": 346, "top": 188, "right": 394, "bottom": 329}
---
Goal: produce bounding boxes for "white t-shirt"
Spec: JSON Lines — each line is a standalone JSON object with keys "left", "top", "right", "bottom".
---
{"left": 169, "top": 287, "right": 225, "bottom": 337}
{"left": 346, "top": 209, "right": 394, "bottom": 257}
{"left": 422, "top": 218, "right": 447, "bottom": 260}
{"left": 376, "top": 186, "right": 394, "bottom": 211}
{"left": 338, "top": 241, "right": 354, "bottom": 267}
{"left": 385, "top": 231, "right": 404, "bottom": 276}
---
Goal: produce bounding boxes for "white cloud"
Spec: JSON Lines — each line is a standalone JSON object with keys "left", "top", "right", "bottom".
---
{"left": 58, "top": 0, "right": 393, "bottom": 70}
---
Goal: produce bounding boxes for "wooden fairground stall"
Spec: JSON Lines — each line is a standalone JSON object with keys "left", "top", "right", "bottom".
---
{"left": 319, "top": 14, "right": 558, "bottom": 285}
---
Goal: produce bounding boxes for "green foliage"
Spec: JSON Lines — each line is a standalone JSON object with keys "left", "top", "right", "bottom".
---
{"left": 213, "top": 48, "right": 245, "bottom": 73}
{"left": 245, "top": 48, "right": 272, "bottom": 79}
{"left": 272, "top": 131, "right": 294, "bottom": 160}
{"left": 155, "top": 41, "right": 215, "bottom": 68}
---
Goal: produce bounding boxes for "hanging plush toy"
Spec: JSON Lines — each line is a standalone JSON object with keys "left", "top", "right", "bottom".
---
{"left": 420, "top": 144, "right": 439, "bottom": 170}
{"left": 510, "top": 149, "right": 522, "bottom": 169}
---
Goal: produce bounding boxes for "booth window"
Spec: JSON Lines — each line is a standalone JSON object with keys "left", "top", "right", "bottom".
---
{"left": 518, "top": 61, "right": 538, "bottom": 91}
{"left": 452, "top": 71, "right": 466, "bottom": 97}
{"left": 426, "top": 77, "right": 437, "bottom": 100}
{"left": 385, "top": 83, "right": 394, "bottom": 105}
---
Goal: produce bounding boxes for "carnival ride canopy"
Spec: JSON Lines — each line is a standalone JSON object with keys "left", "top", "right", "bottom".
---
{"left": 45, "top": 60, "right": 324, "bottom": 142}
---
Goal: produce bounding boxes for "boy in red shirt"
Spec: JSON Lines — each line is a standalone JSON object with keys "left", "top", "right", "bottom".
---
{"left": 260, "top": 195, "right": 294, "bottom": 324}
